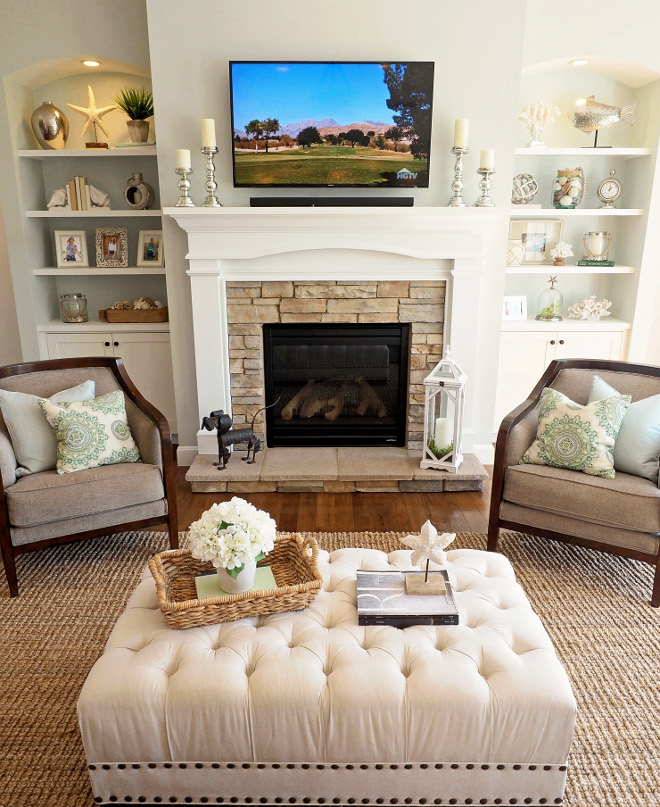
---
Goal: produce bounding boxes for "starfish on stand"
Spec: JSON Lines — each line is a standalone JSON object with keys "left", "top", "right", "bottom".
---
{"left": 67, "top": 85, "right": 117, "bottom": 143}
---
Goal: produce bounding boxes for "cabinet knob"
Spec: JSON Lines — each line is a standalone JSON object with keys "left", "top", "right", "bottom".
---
{"left": 104, "top": 341, "right": 110, "bottom": 347}
{"left": 113, "top": 341, "right": 119, "bottom": 347}
{"left": 550, "top": 339, "right": 556, "bottom": 345}
{"left": 558, "top": 339, "right": 565, "bottom": 345}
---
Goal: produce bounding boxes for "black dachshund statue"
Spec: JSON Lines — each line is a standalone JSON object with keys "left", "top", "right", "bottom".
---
{"left": 201, "top": 399, "right": 279, "bottom": 470}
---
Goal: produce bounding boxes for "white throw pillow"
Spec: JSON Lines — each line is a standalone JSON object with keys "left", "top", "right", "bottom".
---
{"left": 0, "top": 380, "right": 95, "bottom": 478}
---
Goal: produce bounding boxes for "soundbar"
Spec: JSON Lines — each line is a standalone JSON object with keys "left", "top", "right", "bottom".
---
{"left": 250, "top": 197, "right": 414, "bottom": 208}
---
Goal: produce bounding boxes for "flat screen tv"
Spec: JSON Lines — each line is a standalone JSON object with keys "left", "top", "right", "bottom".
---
{"left": 229, "top": 61, "right": 434, "bottom": 188}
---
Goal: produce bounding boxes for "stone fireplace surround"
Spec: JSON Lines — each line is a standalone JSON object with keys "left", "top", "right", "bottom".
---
{"left": 167, "top": 206, "right": 504, "bottom": 470}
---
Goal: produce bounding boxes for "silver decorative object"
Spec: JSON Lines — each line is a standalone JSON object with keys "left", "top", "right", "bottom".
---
{"left": 571, "top": 95, "right": 635, "bottom": 147}
{"left": 59, "top": 293, "right": 88, "bottom": 323}
{"left": 123, "top": 172, "right": 154, "bottom": 210}
{"left": 511, "top": 173, "right": 539, "bottom": 205}
{"left": 201, "top": 146, "right": 222, "bottom": 207}
{"left": 448, "top": 146, "right": 468, "bottom": 207}
{"left": 31, "top": 101, "right": 69, "bottom": 150}
{"left": 175, "top": 167, "right": 195, "bottom": 207}
{"left": 583, "top": 231, "right": 612, "bottom": 262}
{"left": 474, "top": 168, "right": 495, "bottom": 207}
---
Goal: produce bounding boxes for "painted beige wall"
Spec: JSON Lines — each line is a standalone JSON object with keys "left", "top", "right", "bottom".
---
{"left": 0, "top": 206, "right": 21, "bottom": 365}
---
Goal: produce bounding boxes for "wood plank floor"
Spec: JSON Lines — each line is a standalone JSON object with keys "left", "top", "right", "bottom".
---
{"left": 175, "top": 465, "right": 492, "bottom": 534}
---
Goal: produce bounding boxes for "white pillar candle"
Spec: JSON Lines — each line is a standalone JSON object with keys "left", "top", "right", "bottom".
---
{"left": 176, "top": 148, "right": 191, "bottom": 170}
{"left": 434, "top": 417, "right": 453, "bottom": 449}
{"left": 480, "top": 149, "right": 495, "bottom": 169}
{"left": 453, "top": 119, "right": 469, "bottom": 149}
{"left": 201, "top": 118, "right": 217, "bottom": 149}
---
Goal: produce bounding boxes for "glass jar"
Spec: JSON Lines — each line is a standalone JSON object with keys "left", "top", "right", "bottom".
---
{"left": 536, "top": 277, "right": 563, "bottom": 322}
{"left": 552, "top": 167, "right": 585, "bottom": 209}
{"left": 59, "top": 293, "right": 88, "bottom": 323}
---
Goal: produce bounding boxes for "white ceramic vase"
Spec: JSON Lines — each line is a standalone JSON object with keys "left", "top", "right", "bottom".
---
{"left": 216, "top": 561, "right": 256, "bottom": 594}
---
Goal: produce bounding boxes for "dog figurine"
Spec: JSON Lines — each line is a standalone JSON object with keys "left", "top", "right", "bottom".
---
{"left": 201, "top": 399, "right": 279, "bottom": 470}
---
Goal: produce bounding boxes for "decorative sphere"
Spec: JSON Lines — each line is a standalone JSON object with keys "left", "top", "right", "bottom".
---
{"left": 512, "top": 173, "right": 539, "bottom": 205}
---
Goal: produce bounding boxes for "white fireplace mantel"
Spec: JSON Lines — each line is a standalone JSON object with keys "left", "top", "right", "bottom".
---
{"left": 166, "top": 206, "right": 506, "bottom": 461}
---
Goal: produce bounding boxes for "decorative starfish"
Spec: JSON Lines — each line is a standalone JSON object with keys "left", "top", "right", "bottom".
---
{"left": 67, "top": 85, "right": 117, "bottom": 139}
{"left": 400, "top": 521, "right": 456, "bottom": 568}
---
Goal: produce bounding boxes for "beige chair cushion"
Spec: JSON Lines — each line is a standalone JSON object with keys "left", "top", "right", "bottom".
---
{"left": 6, "top": 462, "right": 164, "bottom": 528}
{"left": 503, "top": 463, "right": 660, "bottom": 535}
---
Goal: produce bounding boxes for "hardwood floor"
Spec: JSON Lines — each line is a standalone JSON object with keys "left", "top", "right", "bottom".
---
{"left": 175, "top": 465, "right": 492, "bottom": 534}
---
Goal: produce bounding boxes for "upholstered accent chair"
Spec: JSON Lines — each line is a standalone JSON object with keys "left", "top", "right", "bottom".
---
{"left": 488, "top": 359, "right": 660, "bottom": 607}
{"left": 0, "top": 357, "right": 178, "bottom": 597}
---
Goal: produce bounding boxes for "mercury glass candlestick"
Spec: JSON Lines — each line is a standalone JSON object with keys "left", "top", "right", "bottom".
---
{"left": 174, "top": 167, "right": 195, "bottom": 207}
{"left": 448, "top": 146, "right": 468, "bottom": 207}
{"left": 201, "top": 146, "right": 222, "bottom": 207}
{"left": 473, "top": 168, "right": 495, "bottom": 207}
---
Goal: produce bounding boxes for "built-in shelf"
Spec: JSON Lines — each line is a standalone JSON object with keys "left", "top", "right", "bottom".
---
{"left": 509, "top": 208, "right": 643, "bottom": 217}
{"left": 26, "top": 209, "right": 162, "bottom": 218}
{"left": 501, "top": 317, "right": 631, "bottom": 332}
{"left": 505, "top": 264, "right": 635, "bottom": 275}
{"left": 18, "top": 147, "right": 157, "bottom": 159}
{"left": 515, "top": 147, "right": 651, "bottom": 158}
{"left": 37, "top": 319, "right": 170, "bottom": 333}
{"left": 33, "top": 266, "right": 166, "bottom": 276}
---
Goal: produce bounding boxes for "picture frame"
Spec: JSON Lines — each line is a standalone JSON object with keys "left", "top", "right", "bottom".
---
{"left": 95, "top": 227, "right": 128, "bottom": 268}
{"left": 508, "top": 219, "right": 563, "bottom": 265}
{"left": 502, "top": 295, "right": 528, "bottom": 321}
{"left": 136, "top": 230, "right": 164, "bottom": 268}
{"left": 54, "top": 230, "right": 89, "bottom": 268}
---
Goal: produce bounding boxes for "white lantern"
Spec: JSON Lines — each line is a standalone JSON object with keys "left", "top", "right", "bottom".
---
{"left": 420, "top": 346, "right": 466, "bottom": 473}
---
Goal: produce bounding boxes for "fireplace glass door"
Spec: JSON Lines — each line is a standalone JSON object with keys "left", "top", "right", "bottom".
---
{"left": 263, "top": 323, "right": 410, "bottom": 447}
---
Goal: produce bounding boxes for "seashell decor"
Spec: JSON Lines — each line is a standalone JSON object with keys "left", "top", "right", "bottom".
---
{"left": 567, "top": 295, "right": 612, "bottom": 320}
{"left": 111, "top": 297, "right": 164, "bottom": 311}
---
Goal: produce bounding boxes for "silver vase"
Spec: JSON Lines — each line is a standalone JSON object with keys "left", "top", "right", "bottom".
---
{"left": 31, "top": 101, "right": 69, "bottom": 150}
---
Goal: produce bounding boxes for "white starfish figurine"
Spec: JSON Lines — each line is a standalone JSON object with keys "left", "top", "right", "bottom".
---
{"left": 400, "top": 520, "right": 456, "bottom": 568}
{"left": 67, "top": 85, "right": 117, "bottom": 139}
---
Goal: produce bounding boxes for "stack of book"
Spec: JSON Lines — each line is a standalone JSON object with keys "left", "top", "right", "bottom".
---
{"left": 356, "top": 569, "right": 459, "bottom": 627}
{"left": 66, "top": 176, "right": 91, "bottom": 211}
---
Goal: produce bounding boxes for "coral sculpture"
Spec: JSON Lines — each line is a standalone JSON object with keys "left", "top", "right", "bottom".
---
{"left": 550, "top": 241, "right": 574, "bottom": 266}
{"left": 567, "top": 295, "right": 612, "bottom": 320}
{"left": 518, "top": 101, "right": 561, "bottom": 147}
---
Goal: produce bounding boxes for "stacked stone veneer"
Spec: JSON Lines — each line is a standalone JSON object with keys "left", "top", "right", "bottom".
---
{"left": 226, "top": 280, "right": 445, "bottom": 449}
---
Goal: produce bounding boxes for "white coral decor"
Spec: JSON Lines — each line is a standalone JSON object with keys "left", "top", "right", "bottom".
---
{"left": 188, "top": 497, "right": 276, "bottom": 577}
{"left": 567, "top": 295, "right": 612, "bottom": 320}
{"left": 550, "top": 241, "right": 573, "bottom": 260}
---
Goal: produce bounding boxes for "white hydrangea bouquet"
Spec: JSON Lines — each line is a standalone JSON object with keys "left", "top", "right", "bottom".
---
{"left": 188, "top": 497, "right": 276, "bottom": 593}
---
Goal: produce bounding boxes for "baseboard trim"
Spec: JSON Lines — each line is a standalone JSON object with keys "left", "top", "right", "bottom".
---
{"left": 176, "top": 445, "right": 198, "bottom": 467}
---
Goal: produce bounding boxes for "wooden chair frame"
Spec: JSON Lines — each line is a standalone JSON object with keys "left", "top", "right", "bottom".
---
{"left": 487, "top": 358, "right": 660, "bottom": 607}
{"left": 0, "top": 357, "right": 179, "bottom": 597}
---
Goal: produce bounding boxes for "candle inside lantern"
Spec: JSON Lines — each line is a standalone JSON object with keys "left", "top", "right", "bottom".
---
{"left": 480, "top": 149, "right": 495, "bottom": 169}
{"left": 434, "top": 417, "right": 453, "bottom": 449}
{"left": 176, "top": 148, "right": 191, "bottom": 170}
{"left": 453, "top": 119, "right": 469, "bottom": 149}
{"left": 201, "top": 118, "right": 217, "bottom": 149}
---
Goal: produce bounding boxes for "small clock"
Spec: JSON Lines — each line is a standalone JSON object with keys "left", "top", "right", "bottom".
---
{"left": 598, "top": 169, "right": 622, "bottom": 209}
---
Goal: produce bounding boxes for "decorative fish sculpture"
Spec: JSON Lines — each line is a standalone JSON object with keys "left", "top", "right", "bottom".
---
{"left": 571, "top": 96, "right": 635, "bottom": 133}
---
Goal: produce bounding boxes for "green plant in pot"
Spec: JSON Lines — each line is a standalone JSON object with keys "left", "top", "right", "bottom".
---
{"left": 112, "top": 87, "right": 154, "bottom": 143}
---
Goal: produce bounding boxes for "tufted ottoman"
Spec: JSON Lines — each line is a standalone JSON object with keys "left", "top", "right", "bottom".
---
{"left": 78, "top": 547, "right": 576, "bottom": 806}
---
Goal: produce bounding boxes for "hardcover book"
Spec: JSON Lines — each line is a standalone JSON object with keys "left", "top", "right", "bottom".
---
{"left": 577, "top": 260, "right": 615, "bottom": 267}
{"left": 356, "top": 569, "right": 459, "bottom": 627}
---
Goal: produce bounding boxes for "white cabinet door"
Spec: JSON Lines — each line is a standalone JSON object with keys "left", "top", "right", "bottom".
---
{"left": 111, "top": 332, "right": 177, "bottom": 432}
{"left": 493, "top": 331, "right": 554, "bottom": 430}
{"left": 45, "top": 332, "right": 114, "bottom": 359}
{"left": 553, "top": 331, "right": 624, "bottom": 362}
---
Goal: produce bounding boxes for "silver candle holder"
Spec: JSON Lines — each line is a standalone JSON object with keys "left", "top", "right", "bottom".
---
{"left": 201, "top": 146, "right": 222, "bottom": 207}
{"left": 174, "top": 167, "right": 195, "bottom": 207}
{"left": 448, "top": 146, "right": 468, "bottom": 207}
{"left": 474, "top": 168, "right": 495, "bottom": 207}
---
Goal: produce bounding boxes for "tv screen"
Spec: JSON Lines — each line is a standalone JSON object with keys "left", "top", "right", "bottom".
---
{"left": 229, "top": 61, "right": 434, "bottom": 188}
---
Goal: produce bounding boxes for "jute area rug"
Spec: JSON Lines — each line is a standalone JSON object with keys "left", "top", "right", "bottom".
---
{"left": 0, "top": 530, "right": 658, "bottom": 807}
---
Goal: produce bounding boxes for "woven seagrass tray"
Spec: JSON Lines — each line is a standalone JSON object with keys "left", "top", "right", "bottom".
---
{"left": 148, "top": 533, "right": 322, "bottom": 629}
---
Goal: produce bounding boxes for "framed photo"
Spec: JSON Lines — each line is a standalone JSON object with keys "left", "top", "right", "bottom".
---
{"left": 502, "top": 295, "right": 528, "bottom": 321}
{"left": 95, "top": 227, "right": 128, "bottom": 268}
{"left": 136, "top": 230, "right": 164, "bottom": 268}
{"left": 54, "top": 230, "right": 89, "bottom": 267}
{"left": 509, "top": 219, "right": 563, "bottom": 264}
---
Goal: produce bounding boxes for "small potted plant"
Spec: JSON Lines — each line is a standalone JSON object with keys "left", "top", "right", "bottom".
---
{"left": 550, "top": 241, "right": 573, "bottom": 266}
{"left": 188, "top": 497, "right": 276, "bottom": 594}
{"left": 112, "top": 86, "right": 154, "bottom": 143}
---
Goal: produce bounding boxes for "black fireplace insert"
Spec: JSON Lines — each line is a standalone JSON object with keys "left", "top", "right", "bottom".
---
{"left": 263, "top": 322, "right": 410, "bottom": 447}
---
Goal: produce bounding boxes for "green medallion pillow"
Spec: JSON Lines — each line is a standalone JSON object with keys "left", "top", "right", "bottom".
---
{"left": 520, "top": 387, "right": 631, "bottom": 479}
{"left": 0, "top": 380, "right": 96, "bottom": 478}
{"left": 37, "top": 390, "right": 140, "bottom": 474}
{"left": 588, "top": 375, "right": 660, "bottom": 484}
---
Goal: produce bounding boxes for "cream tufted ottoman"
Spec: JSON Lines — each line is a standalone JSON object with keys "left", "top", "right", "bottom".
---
{"left": 78, "top": 548, "right": 576, "bottom": 806}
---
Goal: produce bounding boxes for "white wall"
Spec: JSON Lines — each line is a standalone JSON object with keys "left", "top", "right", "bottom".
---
{"left": 0, "top": 206, "right": 21, "bottom": 365}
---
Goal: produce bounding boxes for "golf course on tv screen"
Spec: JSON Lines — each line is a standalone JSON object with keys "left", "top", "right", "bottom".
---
{"left": 230, "top": 62, "right": 434, "bottom": 188}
